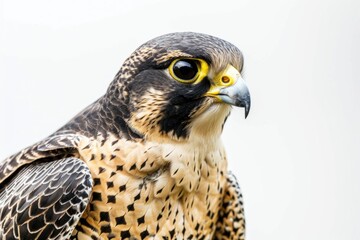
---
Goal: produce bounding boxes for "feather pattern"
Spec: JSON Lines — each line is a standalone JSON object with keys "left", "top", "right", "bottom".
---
{"left": 0, "top": 32, "right": 247, "bottom": 239}
{"left": 0, "top": 158, "right": 93, "bottom": 239}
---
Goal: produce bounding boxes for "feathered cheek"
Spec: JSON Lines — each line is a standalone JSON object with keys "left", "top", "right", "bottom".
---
{"left": 128, "top": 89, "right": 168, "bottom": 135}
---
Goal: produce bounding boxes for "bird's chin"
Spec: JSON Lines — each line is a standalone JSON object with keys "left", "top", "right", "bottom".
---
{"left": 193, "top": 98, "right": 232, "bottom": 119}
{"left": 207, "top": 102, "right": 232, "bottom": 113}
{"left": 204, "top": 102, "right": 232, "bottom": 123}
{"left": 188, "top": 102, "right": 231, "bottom": 141}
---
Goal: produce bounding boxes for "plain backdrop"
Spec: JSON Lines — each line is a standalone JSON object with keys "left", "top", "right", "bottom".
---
{"left": 1, "top": 0, "right": 359, "bottom": 239}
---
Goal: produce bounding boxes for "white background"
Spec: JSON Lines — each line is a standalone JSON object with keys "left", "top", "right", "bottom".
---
{"left": 1, "top": 0, "right": 359, "bottom": 239}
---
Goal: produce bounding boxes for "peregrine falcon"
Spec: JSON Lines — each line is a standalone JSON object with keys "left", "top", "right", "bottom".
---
{"left": 0, "top": 32, "right": 250, "bottom": 240}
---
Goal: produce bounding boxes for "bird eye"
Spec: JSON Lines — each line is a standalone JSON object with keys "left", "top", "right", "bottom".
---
{"left": 169, "top": 59, "right": 201, "bottom": 83}
{"left": 172, "top": 60, "right": 198, "bottom": 80}
{"left": 169, "top": 58, "right": 209, "bottom": 84}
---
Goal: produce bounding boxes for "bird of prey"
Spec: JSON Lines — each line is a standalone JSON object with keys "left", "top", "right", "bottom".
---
{"left": 0, "top": 32, "right": 250, "bottom": 240}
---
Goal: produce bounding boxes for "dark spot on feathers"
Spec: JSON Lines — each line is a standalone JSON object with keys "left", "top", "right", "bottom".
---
{"left": 127, "top": 203, "right": 135, "bottom": 211}
{"left": 140, "top": 160, "right": 147, "bottom": 169}
{"left": 92, "top": 192, "right": 102, "bottom": 201}
{"left": 116, "top": 216, "right": 126, "bottom": 225}
{"left": 100, "top": 212, "right": 110, "bottom": 222}
{"left": 130, "top": 163, "right": 136, "bottom": 171}
{"left": 119, "top": 184, "right": 126, "bottom": 192}
{"left": 137, "top": 215, "right": 145, "bottom": 225}
{"left": 94, "top": 178, "right": 101, "bottom": 186}
{"left": 134, "top": 192, "right": 141, "bottom": 201}
{"left": 195, "top": 223, "right": 200, "bottom": 231}
{"left": 165, "top": 150, "right": 174, "bottom": 157}
{"left": 81, "top": 144, "right": 91, "bottom": 150}
{"left": 169, "top": 229, "right": 175, "bottom": 238}
{"left": 156, "top": 188, "right": 163, "bottom": 195}
{"left": 107, "top": 195, "right": 116, "bottom": 203}
{"left": 140, "top": 229, "right": 149, "bottom": 239}
{"left": 98, "top": 167, "right": 106, "bottom": 174}
{"left": 107, "top": 181, "right": 114, "bottom": 188}
{"left": 121, "top": 230, "right": 131, "bottom": 239}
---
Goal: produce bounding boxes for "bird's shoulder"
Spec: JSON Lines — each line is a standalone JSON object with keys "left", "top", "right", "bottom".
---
{"left": 0, "top": 132, "right": 84, "bottom": 187}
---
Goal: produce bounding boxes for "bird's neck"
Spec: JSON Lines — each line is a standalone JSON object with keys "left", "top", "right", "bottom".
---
{"left": 56, "top": 95, "right": 142, "bottom": 140}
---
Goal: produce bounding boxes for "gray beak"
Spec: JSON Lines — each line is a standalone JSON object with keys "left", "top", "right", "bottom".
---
{"left": 218, "top": 77, "right": 251, "bottom": 118}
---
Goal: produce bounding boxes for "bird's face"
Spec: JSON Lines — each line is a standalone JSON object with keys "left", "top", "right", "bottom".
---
{"left": 107, "top": 32, "right": 250, "bottom": 142}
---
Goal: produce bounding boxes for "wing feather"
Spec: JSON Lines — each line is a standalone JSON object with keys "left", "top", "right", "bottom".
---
{"left": 215, "top": 171, "right": 246, "bottom": 240}
{"left": 0, "top": 133, "right": 81, "bottom": 186}
{"left": 0, "top": 157, "right": 93, "bottom": 239}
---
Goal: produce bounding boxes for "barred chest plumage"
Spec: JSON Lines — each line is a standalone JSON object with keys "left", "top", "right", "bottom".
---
{"left": 70, "top": 134, "right": 228, "bottom": 240}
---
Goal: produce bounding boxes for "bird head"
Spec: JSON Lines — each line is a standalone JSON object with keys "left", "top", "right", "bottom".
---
{"left": 105, "top": 32, "right": 250, "bottom": 142}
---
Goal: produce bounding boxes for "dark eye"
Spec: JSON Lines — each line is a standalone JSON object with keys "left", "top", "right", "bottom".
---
{"left": 169, "top": 59, "right": 200, "bottom": 83}
{"left": 172, "top": 60, "right": 198, "bottom": 81}
{"left": 168, "top": 58, "right": 209, "bottom": 84}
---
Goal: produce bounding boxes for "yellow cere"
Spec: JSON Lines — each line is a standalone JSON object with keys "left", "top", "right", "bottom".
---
{"left": 212, "top": 64, "right": 239, "bottom": 87}
{"left": 205, "top": 64, "right": 240, "bottom": 97}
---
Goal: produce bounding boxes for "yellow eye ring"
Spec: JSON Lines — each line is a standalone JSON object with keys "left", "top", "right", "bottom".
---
{"left": 168, "top": 58, "right": 209, "bottom": 84}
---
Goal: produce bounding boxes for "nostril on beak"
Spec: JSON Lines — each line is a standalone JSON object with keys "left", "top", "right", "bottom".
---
{"left": 221, "top": 76, "right": 230, "bottom": 84}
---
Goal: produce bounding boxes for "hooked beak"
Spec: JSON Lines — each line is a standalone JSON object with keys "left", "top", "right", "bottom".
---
{"left": 205, "top": 65, "right": 251, "bottom": 118}
{"left": 218, "top": 77, "right": 251, "bottom": 118}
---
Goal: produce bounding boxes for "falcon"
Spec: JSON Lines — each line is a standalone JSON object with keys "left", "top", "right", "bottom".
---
{"left": 0, "top": 32, "right": 250, "bottom": 240}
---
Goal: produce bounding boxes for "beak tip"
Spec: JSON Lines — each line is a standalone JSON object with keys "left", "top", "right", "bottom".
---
{"left": 245, "top": 109, "right": 249, "bottom": 119}
{"left": 244, "top": 101, "right": 250, "bottom": 119}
